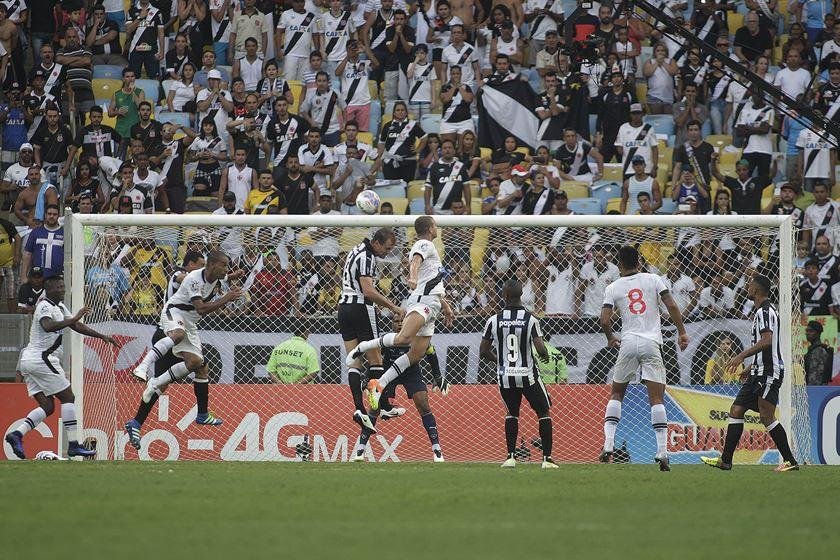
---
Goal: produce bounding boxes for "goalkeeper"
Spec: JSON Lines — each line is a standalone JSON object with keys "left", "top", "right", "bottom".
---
{"left": 351, "top": 318, "right": 450, "bottom": 463}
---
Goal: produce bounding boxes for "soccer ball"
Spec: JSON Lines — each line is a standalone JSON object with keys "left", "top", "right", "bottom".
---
{"left": 356, "top": 190, "right": 381, "bottom": 214}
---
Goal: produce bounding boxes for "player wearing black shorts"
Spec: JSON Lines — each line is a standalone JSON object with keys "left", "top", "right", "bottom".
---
{"left": 480, "top": 279, "right": 558, "bottom": 469}
{"left": 701, "top": 274, "right": 799, "bottom": 472}
{"left": 124, "top": 252, "right": 222, "bottom": 450}
{"left": 338, "top": 228, "right": 405, "bottom": 435}
{"left": 350, "top": 316, "right": 452, "bottom": 462}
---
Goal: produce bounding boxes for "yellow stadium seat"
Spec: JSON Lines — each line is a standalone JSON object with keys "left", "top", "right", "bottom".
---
{"left": 719, "top": 163, "right": 736, "bottom": 176}
{"left": 635, "top": 82, "right": 648, "bottom": 106}
{"left": 514, "top": 146, "right": 530, "bottom": 157}
{"left": 656, "top": 166, "right": 670, "bottom": 187}
{"left": 84, "top": 111, "right": 117, "bottom": 129}
{"left": 92, "top": 78, "right": 122, "bottom": 102}
{"left": 778, "top": 0, "right": 789, "bottom": 16}
{"left": 603, "top": 164, "right": 624, "bottom": 182}
{"left": 760, "top": 184, "right": 775, "bottom": 213}
{"left": 358, "top": 131, "right": 374, "bottom": 145}
{"left": 480, "top": 147, "right": 492, "bottom": 162}
{"left": 774, "top": 45, "right": 784, "bottom": 64}
{"left": 727, "top": 13, "right": 743, "bottom": 37}
{"left": 795, "top": 191, "right": 815, "bottom": 211}
{"left": 658, "top": 147, "right": 672, "bottom": 164}
{"left": 370, "top": 81, "right": 380, "bottom": 101}
{"left": 470, "top": 227, "right": 490, "bottom": 276}
{"left": 559, "top": 181, "right": 589, "bottom": 199}
{"left": 720, "top": 150, "right": 743, "bottom": 165}
{"left": 468, "top": 180, "right": 482, "bottom": 197}
{"left": 339, "top": 228, "right": 369, "bottom": 252}
{"left": 380, "top": 197, "right": 408, "bottom": 215}
{"left": 407, "top": 180, "right": 425, "bottom": 200}
{"left": 831, "top": 184, "right": 840, "bottom": 200}
{"left": 378, "top": 276, "right": 393, "bottom": 295}
{"left": 287, "top": 80, "right": 302, "bottom": 114}
{"left": 606, "top": 197, "right": 623, "bottom": 214}
{"left": 470, "top": 199, "right": 482, "bottom": 215}
{"left": 705, "top": 135, "right": 732, "bottom": 149}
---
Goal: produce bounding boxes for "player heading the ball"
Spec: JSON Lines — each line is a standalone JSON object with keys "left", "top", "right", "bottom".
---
{"left": 599, "top": 245, "right": 689, "bottom": 471}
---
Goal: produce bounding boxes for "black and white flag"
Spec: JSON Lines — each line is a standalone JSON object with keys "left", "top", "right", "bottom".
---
{"left": 477, "top": 79, "right": 540, "bottom": 150}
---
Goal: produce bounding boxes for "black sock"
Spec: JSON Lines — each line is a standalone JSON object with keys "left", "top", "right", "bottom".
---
{"left": 539, "top": 417, "right": 553, "bottom": 459}
{"left": 348, "top": 368, "right": 365, "bottom": 413}
{"left": 721, "top": 419, "right": 744, "bottom": 464}
{"left": 505, "top": 416, "right": 518, "bottom": 456}
{"left": 359, "top": 415, "right": 378, "bottom": 446}
{"left": 768, "top": 422, "right": 797, "bottom": 464}
{"left": 421, "top": 412, "right": 439, "bottom": 446}
{"left": 194, "top": 379, "right": 209, "bottom": 415}
{"left": 134, "top": 393, "right": 159, "bottom": 426}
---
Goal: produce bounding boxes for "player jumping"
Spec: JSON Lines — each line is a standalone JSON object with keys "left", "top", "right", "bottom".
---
{"left": 5, "top": 276, "right": 119, "bottom": 459}
{"left": 481, "top": 279, "right": 558, "bottom": 469}
{"left": 599, "top": 245, "right": 689, "bottom": 471}
{"left": 701, "top": 274, "right": 799, "bottom": 472}
{"left": 125, "top": 250, "right": 242, "bottom": 449}
{"left": 346, "top": 216, "right": 454, "bottom": 462}
{"left": 338, "top": 228, "right": 406, "bottom": 434}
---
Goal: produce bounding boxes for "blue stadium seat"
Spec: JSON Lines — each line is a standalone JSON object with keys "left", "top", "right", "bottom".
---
{"left": 657, "top": 199, "right": 677, "bottom": 214}
{"left": 644, "top": 115, "right": 675, "bottom": 137}
{"left": 567, "top": 197, "right": 602, "bottom": 215}
{"left": 135, "top": 79, "right": 161, "bottom": 103}
{"left": 371, "top": 181, "right": 407, "bottom": 198}
{"left": 156, "top": 111, "right": 193, "bottom": 129}
{"left": 420, "top": 114, "right": 441, "bottom": 134}
{"left": 92, "top": 65, "right": 125, "bottom": 80}
{"left": 368, "top": 99, "right": 381, "bottom": 137}
{"left": 590, "top": 181, "right": 623, "bottom": 213}
{"left": 409, "top": 197, "right": 426, "bottom": 215}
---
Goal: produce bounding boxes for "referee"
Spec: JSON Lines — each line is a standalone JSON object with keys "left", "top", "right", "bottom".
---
{"left": 701, "top": 274, "right": 799, "bottom": 472}
{"left": 338, "top": 228, "right": 404, "bottom": 432}
{"left": 480, "top": 279, "right": 558, "bottom": 469}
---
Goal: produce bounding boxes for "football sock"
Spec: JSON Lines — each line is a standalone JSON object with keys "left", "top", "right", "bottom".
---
{"left": 767, "top": 421, "right": 797, "bottom": 464}
{"left": 377, "top": 354, "right": 411, "bottom": 390}
{"left": 721, "top": 417, "right": 745, "bottom": 464}
{"left": 355, "top": 416, "right": 379, "bottom": 453}
{"left": 152, "top": 362, "right": 191, "bottom": 391}
{"left": 142, "top": 336, "right": 175, "bottom": 368}
{"left": 15, "top": 407, "right": 47, "bottom": 436}
{"left": 538, "top": 417, "right": 553, "bottom": 458}
{"left": 348, "top": 367, "right": 365, "bottom": 412}
{"left": 134, "top": 393, "right": 158, "bottom": 426}
{"left": 356, "top": 333, "right": 397, "bottom": 354}
{"left": 603, "top": 399, "right": 622, "bottom": 452}
{"left": 421, "top": 412, "right": 439, "bottom": 446}
{"left": 651, "top": 404, "right": 668, "bottom": 456}
{"left": 505, "top": 416, "right": 518, "bottom": 456}
{"left": 194, "top": 378, "right": 209, "bottom": 415}
{"left": 61, "top": 403, "right": 79, "bottom": 442}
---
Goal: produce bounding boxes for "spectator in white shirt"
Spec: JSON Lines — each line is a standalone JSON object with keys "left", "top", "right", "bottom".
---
{"left": 699, "top": 273, "right": 741, "bottom": 319}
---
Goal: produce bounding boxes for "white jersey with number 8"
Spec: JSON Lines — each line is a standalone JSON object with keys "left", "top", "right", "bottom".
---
{"left": 602, "top": 272, "right": 669, "bottom": 344}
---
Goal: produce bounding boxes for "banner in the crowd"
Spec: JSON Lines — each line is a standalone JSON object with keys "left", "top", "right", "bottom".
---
{"left": 79, "top": 319, "right": 757, "bottom": 386}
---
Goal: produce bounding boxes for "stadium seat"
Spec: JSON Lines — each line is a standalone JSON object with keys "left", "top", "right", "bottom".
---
{"left": 161, "top": 79, "right": 177, "bottom": 99}
{"left": 407, "top": 180, "right": 426, "bottom": 200}
{"left": 372, "top": 182, "right": 407, "bottom": 198}
{"left": 727, "top": 12, "right": 743, "bottom": 36}
{"left": 380, "top": 197, "right": 408, "bottom": 215}
{"left": 774, "top": 45, "right": 783, "bottom": 64}
{"left": 287, "top": 80, "right": 303, "bottom": 114}
{"left": 93, "top": 65, "right": 125, "bottom": 80}
{"left": 358, "top": 131, "right": 374, "bottom": 146}
{"left": 590, "top": 181, "right": 622, "bottom": 213}
{"left": 514, "top": 146, "right": 530, "bottom": 157}
{"left": 157, "top": 111, "right": 193, "bottom": 129}
{"left": 795, "top": 191, "right": 815, "bottom": 211}
{"left": 705, "top": 135, "right": 732, "bottom": 149}
{"left": 566, "top": 197, "right": 601, "bottom": 215}
{"left": 832, "top": 184, "right": 840, "bottom": 200}
{"left": 635, "top": 82, "right": 647, "bottom": 108}
{"left": 136, "top": 79, "right": 161, "bottom": 103}
{"left": 409, "top": 197, "right": 426, "bottom": 214}
{"left": 644, "top": 115, "right": 675, "bottom": 137}
{"left": 92, "top": 78, "right": 122, "bottom": 103}
{"left": 84, "top": 107, "right": 117, "bottom": 129}
{"left": 470, "top": 228, "right": 490, "bottom": 276}
{"left": 658, "top": 147, "right": 672, "bottom": 165}
{"left": 479, "top": 147, "right": 492, "bottom": 162}
{"left": 605, "top": 197, "right": 623, "bottom": 214}
{"left": 559, "top": 181, "right": 589, "bottom": 199}
{"left": 339, "top": 228, "right": 368, "bottom": 252}
{"left": 719, "top": 149, "right": 743, "bottom": 165}
{"left": 368, "top": 99, "right": 381, "bottom": 136}
{"left": 602, "top": 163, "right": 624, "bottom": 183}
{"left": 420, "top": 114, "right": 441, "bottom": 134}
{"left": 657, "top": 199, "right": 677, "bottom": 214}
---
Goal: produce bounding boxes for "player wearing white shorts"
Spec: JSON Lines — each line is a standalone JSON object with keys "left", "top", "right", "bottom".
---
{"left": 346, "top": 216, "right": 455, "bottom": 447}
{"left": 5, "top": 276, "right": 119, "bottom": 459}
{"left": 126, "top": 251, "right": 243, "bottom": 448}
{"left": 599, "top": 246, "right": 688, "bottom": 471}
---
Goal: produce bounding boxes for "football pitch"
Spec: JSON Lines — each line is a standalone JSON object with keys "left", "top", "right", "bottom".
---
{"left": 2, "top": 462, "right": 837, "bottom": 559}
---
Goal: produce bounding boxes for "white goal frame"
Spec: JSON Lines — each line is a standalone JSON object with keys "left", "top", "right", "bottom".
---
{"left": 63, "top": 213, "right": 795, "bottom": 457}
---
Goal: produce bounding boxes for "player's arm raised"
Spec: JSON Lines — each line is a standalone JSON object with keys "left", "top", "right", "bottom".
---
{"left": 40, "top": 307, "right": 91, "bottom": 332}
{"left": 191, "top": 288, "right": 242, "bottom": 316}
{"left": 359, "top": 276, "right": 403, "bottom": 317}
{"left": 69, "top": 320, "right": 120, "bottom": 346}
{"left": 661, "top": 290, "right": 689, "bottom": 350}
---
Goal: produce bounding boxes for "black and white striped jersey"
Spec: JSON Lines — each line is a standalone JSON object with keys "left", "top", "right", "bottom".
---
{"left": 750, "top": 299, "right": 784, "bottom": 380}
{"left": 483, "top": 307, "right": 543, "bottom": 388}
{"left": 340, "top": 239, "right": 377, "bottom": 305}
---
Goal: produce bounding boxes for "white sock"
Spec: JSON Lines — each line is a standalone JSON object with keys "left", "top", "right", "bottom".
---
{"left": 61, "top": 403, "right": 79, "bottom": 443}
{"left": 142, "top": 337, "right": 176, "bottom": 367}
{"left": 357, "top": 333, "right": 398, "bottom": 353}
{"left": 377, "top": 353, "right": 412, "bottom": 389}
{"left": 152, "top": 362, "right": 191, "bottom": 391}
{"left": 603, "top": 399, "right": 621, "bottom": 452}
{"left": 15, "top": 407, "right": 47, "bottom": 436}
{"left": 651, "top": 404, "right": 668, "bottom": 456}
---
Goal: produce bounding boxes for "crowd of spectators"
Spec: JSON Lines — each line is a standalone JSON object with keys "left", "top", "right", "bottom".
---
{"left": 0, "top": 0, "right": 838, "bottom": 385}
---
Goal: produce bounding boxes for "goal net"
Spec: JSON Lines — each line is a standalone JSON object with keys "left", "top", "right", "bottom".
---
{"left": 65, "top": 213, "right": 811, "bottom": 464}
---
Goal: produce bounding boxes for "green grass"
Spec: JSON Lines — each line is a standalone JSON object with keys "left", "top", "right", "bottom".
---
{"left": 1, "top": 462, "right": 838, "bottom": 559}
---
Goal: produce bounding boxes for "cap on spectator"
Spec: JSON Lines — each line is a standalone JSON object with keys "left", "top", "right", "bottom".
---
{"left": 681, "top": 163, "right": 693, "bottom": 172}
{"left": 736, "top": 159, "right": 750, "bottom": 167}
{"left": 31, "top": 69, "right": 46, "bottom": 82}
{"left": 29, "top": 267, "right": 43, "bottom": 278}
{"left": 631, "top": 155, "right": 645, "bottom": 164}
{"left": 207, "top": 69, "right": 222, "bottom": 80}
{"left": 556, "top": 190, "right": 568, "bottom": 199}
{"left": 780, "top": 183, "right": 798, "bottom": 193}
{"left": 19, "top": 143, "right": 33, "bottom": 152}
{"left": 684, "top": 194, "right": 698, "bottom": 202}
{"left": 545, "top": 29, "right": 558, "bottom": 37}
{"left": 511, "top": 165, "right": 529, "bottom": 177}
{"left": 630, "top": 103, "right": 643, "bottom": 113}
{"left": 806, "top": 320, "right": 824, "bottom": 333}
{"left": 222, "top": 191, "right": 237, "bottom": 201}
{"left": 8, "top": 82, "right": 21, "bottom": 91}
{"left": 319, "top": 188, "right": 333, "bottom": 199}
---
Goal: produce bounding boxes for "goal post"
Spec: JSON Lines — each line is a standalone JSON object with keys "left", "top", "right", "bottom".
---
{"left": 64, "top": 212, "right": 810, "bottom": 464}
